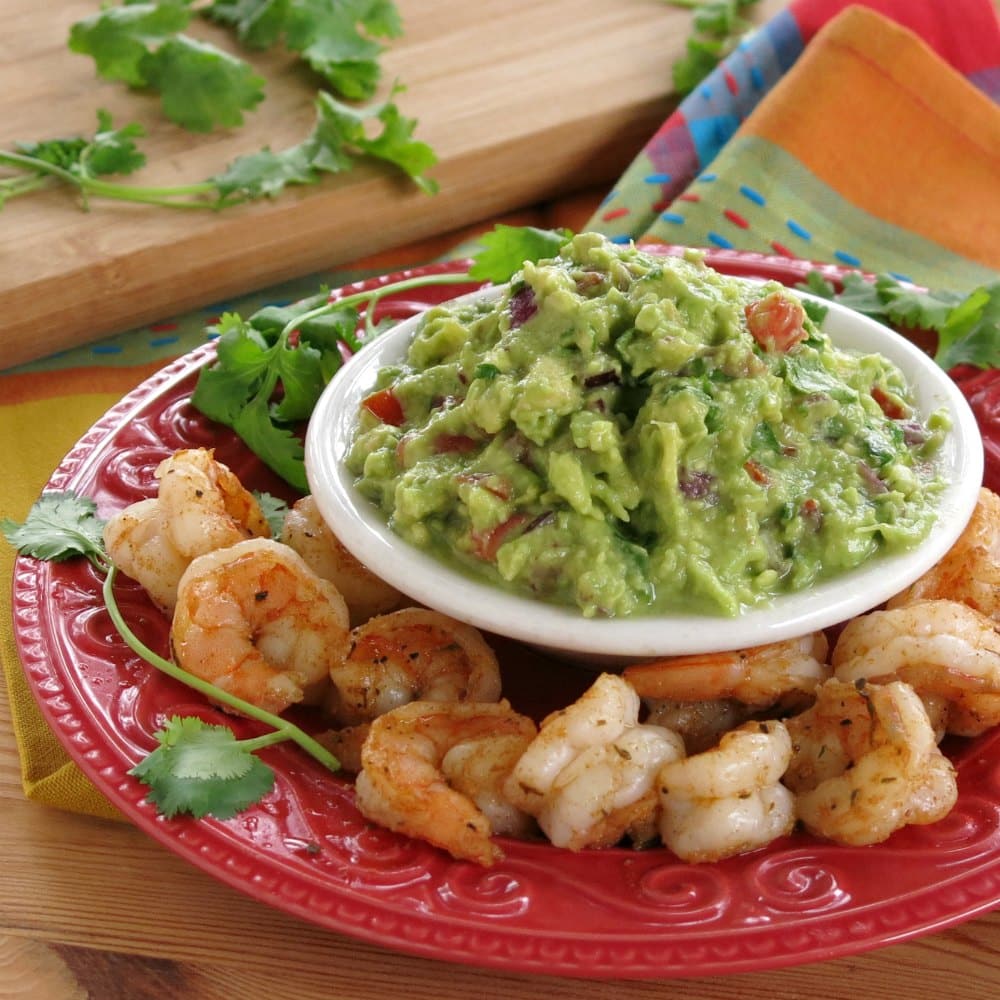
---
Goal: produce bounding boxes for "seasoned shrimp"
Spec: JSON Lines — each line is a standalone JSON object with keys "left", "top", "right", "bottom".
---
{"left": 354, "top": 700, "right": 537, "bottom": 866}
{"left": 156, "top": 448, "right": 270, "bottom": 558}
{"left": 887, "top": 487, "right": 1000, "bottom": 621}
{"left": 786, "top": 679, "right": 957, "bottom": 846}
{"left": 441, "top": 732, "right": 538, "bottom": 839}
{"left": 103, "top": 449, "right": 269, "bottom": 614}
{"left": 328, "top": 608, "right": 502, "bottom": 726}
{"left": 832, "top": 599, "right": 1000, "bottom": 737}
{"left": 281, "top": 495, "right": 404, "bottom": 627}
{"left": 624, "top": 632, "right": 831, "bottom": 710}
{"left": 171, "top": 538, "right": 350, "bottom": 716}
{"left": 103, "top": 498, "right": 191, "bottom": 614}
{"left": 656, "top": 720, "right": 795, "bottom": 863}
{"left": 504, "top": 673, "right": 685, "bottom": 850}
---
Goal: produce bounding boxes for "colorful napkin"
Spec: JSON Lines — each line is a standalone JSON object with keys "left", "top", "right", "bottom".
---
{"left": 591, "top": 0, "right": 1000, "bottom": 289}
{"left": 2, "top": 0, "right": 999, "bottom": 818}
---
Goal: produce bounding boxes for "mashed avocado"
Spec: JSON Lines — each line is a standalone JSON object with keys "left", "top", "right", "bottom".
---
{"left": 347, "top": 233, "right": 948, "bottom": 618}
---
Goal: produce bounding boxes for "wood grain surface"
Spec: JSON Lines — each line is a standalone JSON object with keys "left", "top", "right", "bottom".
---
{"left": 0, "top": 0, "right": 781, "bottom": 368}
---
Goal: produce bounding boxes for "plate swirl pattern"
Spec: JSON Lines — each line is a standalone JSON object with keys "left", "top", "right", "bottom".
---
{"left": 12, "top": 255, "right": 1000, "bottom": 979}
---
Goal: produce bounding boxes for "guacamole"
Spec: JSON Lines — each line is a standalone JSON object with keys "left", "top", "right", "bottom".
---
{"left": 346, "top": 233, "right": 948, "bottom": 618}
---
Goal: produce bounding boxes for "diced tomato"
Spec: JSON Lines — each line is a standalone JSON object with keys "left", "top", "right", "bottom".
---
{"left": 362, "top": 387, "right": 405, "bottom": 426}
{"left": 433, "top": 434, "right": 479, "bottom": 454}
{"left": 871, "top": 385, "right": 909, "bottom": 419}
{"left": 471, "top": 513, "right": 530, "bottom": 561}
{"left": 745, "top": 292, "right": 807, "bottom": 352}
{"left": 744, "top": 459, "right": 770, "bottom": 485}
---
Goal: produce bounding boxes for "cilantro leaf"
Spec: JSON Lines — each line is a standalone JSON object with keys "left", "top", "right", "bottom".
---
{"left": 129, "top": 717, "right": 276, "bottom": 820}
{"left": 233, "top": 400, "right": 309, "bottom": 492}
{"left": 69, "top": 3, "right": 264, "bottom": 132}
{"left": 142, "top": 36, "right": 266, "bottom": 132}
{"left": 875, "top": 275, "right": 965, "bottom": 332}
{"left": 467, "top": 225, "right": 572, "bottom": 283}
{"left": 191, "top": 314, "right": 273, "bottom": 424}
{"left": 83, "top": 110, "right": 148, "bottom": 177}
{"left": 68, "top": 2, "right": 192, "bottom": 87}
{"left": 271, "top": 339, "right": 326, "bottom": 422}
{"left": 253, "top": 491, "right": 290, "bottom": 537}
{"left": 1, "top": 492, "right": 108, "bottom": 565}
{"left": 206, "top": 0, "right": 289, "bottom": 49}
{"left": 798, "top": 269, "right": 1000, "bottom": 372}
{"left": 212, "top": 87, "right": 437, "bottom": 201}
{"left": 935, "top": 282, "right": 1000, "bottom": 371}
{"left": 208, "top": 0, "right": 401, "bottom": 100}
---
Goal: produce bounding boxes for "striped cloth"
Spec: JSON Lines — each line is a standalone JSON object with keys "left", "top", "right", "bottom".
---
{"left": 590, "top": 0, "right": 1000, "bottom": 290}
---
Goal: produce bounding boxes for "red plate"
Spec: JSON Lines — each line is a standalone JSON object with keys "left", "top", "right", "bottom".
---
{"left": 12, "top": 252, "right": 1000, "bottom": 979}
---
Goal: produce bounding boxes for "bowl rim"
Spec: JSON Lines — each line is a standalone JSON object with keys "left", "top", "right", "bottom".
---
{"left": 305, "top": 270, "right": 984, "bottom": 660}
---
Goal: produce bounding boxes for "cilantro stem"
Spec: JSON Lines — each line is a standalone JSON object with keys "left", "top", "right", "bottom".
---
{"left": 281, "top": 271, "right": 484, "bottom": 345}
{"left": 102, "top": 567, "right": 340, "bottom": 773}
{"left": 0, "top": 150, "right": 217, "bottom": 210}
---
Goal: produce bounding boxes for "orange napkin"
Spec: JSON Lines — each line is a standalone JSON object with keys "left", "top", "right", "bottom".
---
{"left": 593, "top": 1, "right": 1000, "bottom": 289}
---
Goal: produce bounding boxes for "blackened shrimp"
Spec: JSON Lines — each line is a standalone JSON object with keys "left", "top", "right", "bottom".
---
{"left": 156, "top": 448, "right": 270, "bottom": 557}
{"left": 623, "top": 633, "right": 831, "bottom": 711}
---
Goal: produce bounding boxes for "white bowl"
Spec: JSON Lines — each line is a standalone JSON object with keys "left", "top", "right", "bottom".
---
{"left": 305, "top": 282, "right": 983, "bottom": 663}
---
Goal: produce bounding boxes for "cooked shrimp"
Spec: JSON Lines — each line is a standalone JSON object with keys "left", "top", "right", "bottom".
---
{"left": 886, "top": 487, "right": 1000, "bottom": 621}
{"left": 624, "top": 632, "right": 831, "bottom": 710}
{"left": 171, "top": 538, "right": 350, "bottom": 716}
{"left": 354, "top": 700, "right": 537, "bottom": 866}
{"left": 156, "top": 448, "right": 270, "bottom": 558}
{"left": 503, "top": 673, "right": 685, "bottom": 850}
{"left": 441, "top": 732, "right": 538, "bottom": 839}
{"left": 103, "top": 498, "right": 191, "bottom": 614}
{"left": 656, "top": 720, "right": 795, "bottom": 863}
{"left": 328, "top": 608, "right": 502, "bottom": 727}
{"left": 832, "top": 599, "right": 1000, "bottom": 737}
{"left": 786, "top": 679, "right": 957, "bottom": 846}
{"left": 281, "top": 495, "right": 404, "bottom": 627}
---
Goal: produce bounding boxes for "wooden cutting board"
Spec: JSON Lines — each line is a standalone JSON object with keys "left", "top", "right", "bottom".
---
{"left": 0, "top": 0, "right": 787, "bottom": 368}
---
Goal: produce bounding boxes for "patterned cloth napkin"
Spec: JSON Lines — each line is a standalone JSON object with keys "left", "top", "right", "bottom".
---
{"left": 2, "top": 0, "right": 999, "bottom": 818}
{"left": 593, "top": 0, "right": 1000, "bottom": 289}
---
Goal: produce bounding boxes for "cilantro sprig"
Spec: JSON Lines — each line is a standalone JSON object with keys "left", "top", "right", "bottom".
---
{"left": 2, "top": 492, "right": 340, "bottom": 820}
{"left": 190, "top": 224, "right": 572, "bottom": 490}
{"left": 1, "top": 1, "right": 433, "bottom": 212}
{"left": 69, "top": 3, "right": 266, "bottom": 132}
{"left": 798, "top": 271, "right": 1000, "bottom": 371}
{"left": 206, "top": 0, "right": 402, "bottom": 101}
{"left": 69, "top": 0, "right": 402, "bottom": 131}
{"left": 666, "top": 1, "right": 762, "bottom": 95}
{"left": 0, "top": 94, "right": 436, "bottom": 211}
